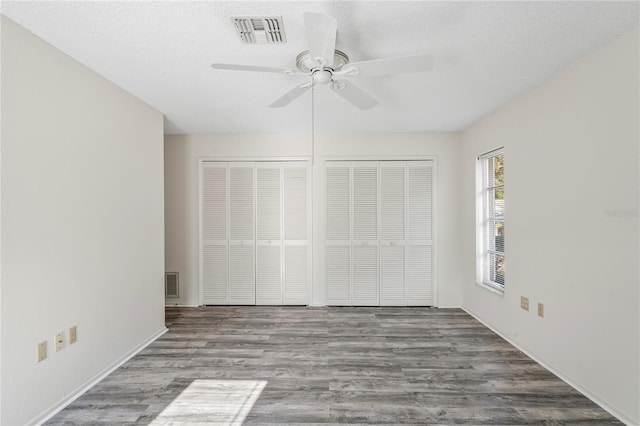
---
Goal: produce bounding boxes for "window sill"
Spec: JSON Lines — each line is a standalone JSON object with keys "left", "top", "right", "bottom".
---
{"left": 476, "top": 281, "right": 505, "bottom": 296}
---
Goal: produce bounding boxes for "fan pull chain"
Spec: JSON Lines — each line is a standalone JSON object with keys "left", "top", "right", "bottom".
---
{"left": 311, "top": 83, "right": 315, "bottom": 165}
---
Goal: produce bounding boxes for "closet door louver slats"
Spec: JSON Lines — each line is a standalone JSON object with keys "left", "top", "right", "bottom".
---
{"left": 380, "top": 162, "right": 406, "bottom": 306}
{"left": 408, "top": 245, "right": 433, "bottom": 304}
{"left": 326, "top": 164, "right": 351, "bottom": 305}
{"left": 407, "top": 161, "right": 434, "bottom": 306}
{"left": 256, "top": 165, "right": 281, "bottom": 241}
{"left": 283, "top": 167, "right": 307, "bottom": 241}
{"left": 229, "top": 165, "right": 255, "bottom": 241}
{"left": 352, "top": 162, "right": 379, "bottom": 306}
{"left": 203, "top": 246, "right": 227, "bottom": 302}
{"left": 408, "top": 163, "right": 433, "bottom": 241}
{"left": 202, "top": 163, "right": 229, "bottom": 304}
{"left": 380, "top": 163, "right": 405, "bottom": 241}
{"left": 256, "top": 245, "right": 281, "bottom": 304}
{"left": 353, "top": 245, "right": 379, "bottom": 305}
{"left": 284, "top": 245, "right": 308, "bottom": 303}
{"left": 326, "top": 160, "right": 434, "bottom": 307}
{"left": 203, "top": 165, "right": 228, "bottom": 241}
{"left": 256, "top": 164, "right": 282, "bottom": 304}
{"left": 201, "top": 161, "right": 309, "bottom": 306}
{"left": 327, "top": 246, "right": 350, "bottom": 304}
{"left": 380, "top": 245, "right": 405, "bottom": 305}
{"left": 229, "top": 245, "right": 255, "bottom": 303}
{"left": 228, "top": 163, "right": 255, "bottom": 304}
{"left": 283, "top": 164, "right": 309, "bottom": 304}
{"left": 326, "top": 166, "right": 351, "bottom": 241}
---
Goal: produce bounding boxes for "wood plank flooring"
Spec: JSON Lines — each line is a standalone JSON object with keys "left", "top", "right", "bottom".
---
{"left": 45, "top": 307, "right": 621, "bottom": 425}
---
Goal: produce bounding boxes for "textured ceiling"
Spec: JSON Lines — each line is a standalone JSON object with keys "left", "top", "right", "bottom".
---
{"left": 1, "top": 1, "right": 638, "bottom": 134}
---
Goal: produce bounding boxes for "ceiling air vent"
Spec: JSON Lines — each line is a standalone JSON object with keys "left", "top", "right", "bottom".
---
{"left": 233, "top": 17, "right": 286, "bottom": 44}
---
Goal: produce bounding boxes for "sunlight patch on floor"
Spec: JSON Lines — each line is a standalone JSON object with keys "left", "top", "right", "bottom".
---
{"left": 149, "top": 379, "right": 267, "bottom": 425}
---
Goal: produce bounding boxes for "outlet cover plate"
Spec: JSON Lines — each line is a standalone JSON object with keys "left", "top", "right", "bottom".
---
{"left": 69, "top": 326, "right": 77, "bottom": 344}
{"left": 55, "top": 332, "right": 65, "bottom": 352}
{"left": 37, "top": 341, "right": 47, "bottom": 362}
{"left": 521, "top": 296, "right": 529, "bottom": 311}
{"left": 538, "top": 303, "right": 544, "bottom": 317}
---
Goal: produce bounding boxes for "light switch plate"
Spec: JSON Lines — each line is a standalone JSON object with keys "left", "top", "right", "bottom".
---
{"left": 538, "top": 303, "right": 544, "bottom": 318}
{"left": 69, "top": 326, "right": 77, "bottom": 344}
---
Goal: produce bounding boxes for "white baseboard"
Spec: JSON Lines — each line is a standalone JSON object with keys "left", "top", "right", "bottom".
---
{"left": 31, "top": 327, "right": 168, "bottom": 426}
{"left": 165, "top": 304, "right": 199, "bottom": 307}
{"left": 461, "top": 306, "right": 636, "bottom": 426}
{"left": 307, "top": 304, "right": 460, "bottom": 308}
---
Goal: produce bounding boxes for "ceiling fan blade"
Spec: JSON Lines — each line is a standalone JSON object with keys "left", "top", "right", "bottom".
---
{"left": 303, "top": 12, "right": 337, "bottom": 67}
{"left": 330, "top": 80, "right": 377, "bottom": 110}
{"left": 269, "top": 83, "right": 312, "bottom": 108}
{"left": 211, "top": 63, "right": 297, "bottom": 74}
{"left": 346, "top": 54, "right": 434, "bottom": 77}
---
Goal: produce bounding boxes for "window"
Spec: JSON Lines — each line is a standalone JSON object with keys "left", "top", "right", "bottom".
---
{"left": 479, "top": 149, "right": 505, "bottom": 291}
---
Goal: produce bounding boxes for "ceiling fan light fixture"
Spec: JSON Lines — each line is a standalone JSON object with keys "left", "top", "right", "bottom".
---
{"left": 313, "top": 70, "right": 333, "bottom": 85}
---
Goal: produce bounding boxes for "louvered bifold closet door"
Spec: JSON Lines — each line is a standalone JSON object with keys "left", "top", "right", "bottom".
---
{"left": 407, "top": 161, "right": 434, "bottom": 306}
{"left": 202, "top": 163, "right": 229, "bottom": 304}
{"left": 380, "top": 162, "right": 407, "bottom": 306}
{"left": 326, "top": 162, "right": 351, "bottom": 305}
{"left": 228, "top": 162, "right": 256, "bottom": 305}
{"left": 283, "top": 162, "right": 310, "bottom": 305}
{"left": 352, "top": 161, "right": 379, "bottom": 306}
{"left": 256, "top": 163, "right": 282, "bottom": 305}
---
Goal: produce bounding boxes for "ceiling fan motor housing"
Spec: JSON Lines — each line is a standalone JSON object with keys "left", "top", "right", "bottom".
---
{"left": 296, "top": 49, "right": 350, "bottom": 73}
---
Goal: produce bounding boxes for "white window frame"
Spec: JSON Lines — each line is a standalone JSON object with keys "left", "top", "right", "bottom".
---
{"left": 476, "top": 148, "right": 505, "bottom": 294}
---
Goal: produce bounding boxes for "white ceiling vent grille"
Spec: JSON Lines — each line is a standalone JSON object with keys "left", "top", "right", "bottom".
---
{"left": 165, "top": 272, "right": 179, "bottom": 298}
{"left": 233, "top": 17, "right": 286, "bottom": 44}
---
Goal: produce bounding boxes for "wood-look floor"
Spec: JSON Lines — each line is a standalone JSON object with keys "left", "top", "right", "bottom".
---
{"left": 46, "top": 307, "right": 621, "bottom": 425}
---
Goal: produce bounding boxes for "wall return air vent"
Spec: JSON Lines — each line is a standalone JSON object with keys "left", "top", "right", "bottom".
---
{"left": 233, "top": 17, "right": 286, "bottom": 44}
{"left": 165, "top": 272, "right": 179, "bottom": 298}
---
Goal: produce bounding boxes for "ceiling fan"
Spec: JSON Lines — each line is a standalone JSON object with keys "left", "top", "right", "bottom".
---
{"left": 211, "top": 13, "right": 435, "bottom": 110}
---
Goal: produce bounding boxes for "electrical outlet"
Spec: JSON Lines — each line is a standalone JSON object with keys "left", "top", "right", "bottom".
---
{"left": 538, "top": 303, "right": 544, "bottom": 318}
{"left": 55, "top": 332, "right": 65, "bottom": 352}
{"left": 37, "top": 341, "right": 47, "bottom": 362}
{"left": 69, "top": 326, "right": 77, "bottom": 344}
{"left": 520, "top": 296, "right": 529, "bottom": 311}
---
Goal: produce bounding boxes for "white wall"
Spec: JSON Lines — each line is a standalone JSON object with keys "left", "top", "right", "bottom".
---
{"left": 460, "top": 28, "right": 639, "bottom": 425}
{"left": 1, "top": 17, "right": 166, "bottom": 425}
{"left": 0, "top": 15, "right": 3, "bottom": 422}
{"left": 164, "top": 132, "right": 462, "bottom": 308}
